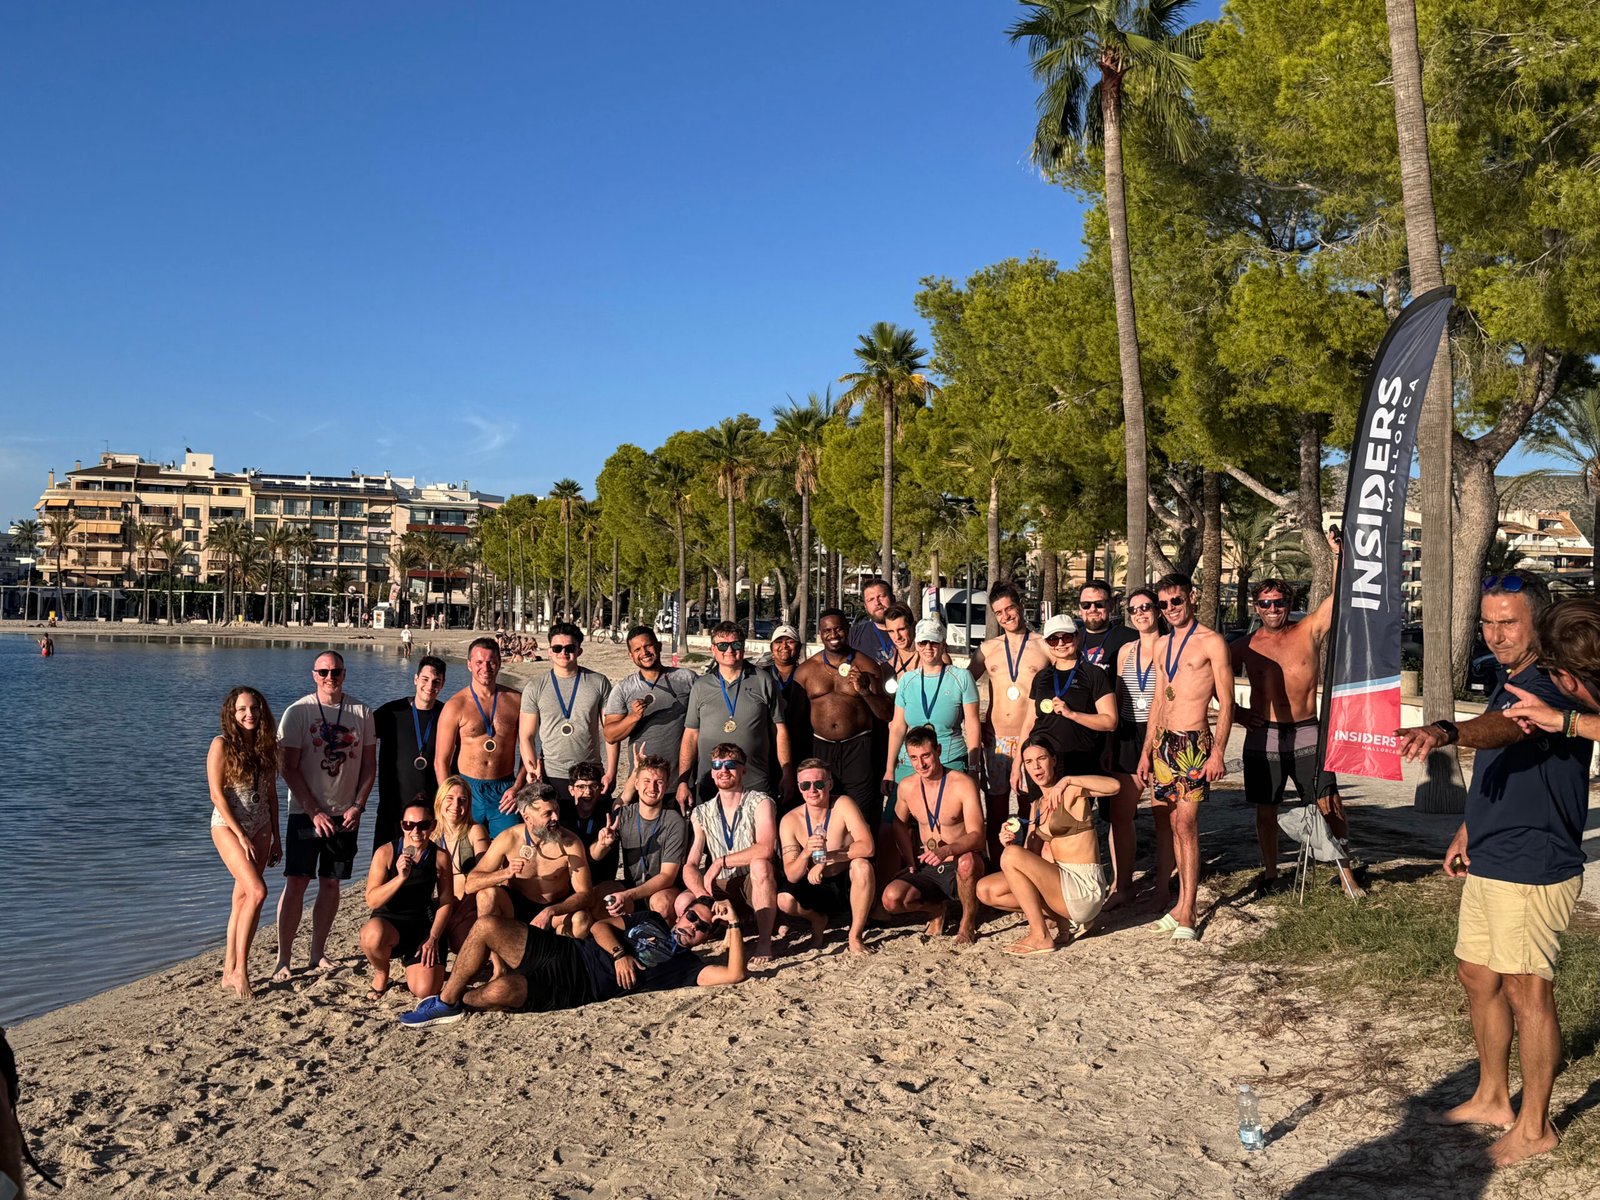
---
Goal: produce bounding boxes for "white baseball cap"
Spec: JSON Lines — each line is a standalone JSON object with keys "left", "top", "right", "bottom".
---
{"left": 770, "top": 624, "right": 800, "bottom": 643}
{"left": 1041, "top": 614, "right": 1079, "bottom": 638}
{"left": 914, "top": 618, "right": 947, "bottom": 644}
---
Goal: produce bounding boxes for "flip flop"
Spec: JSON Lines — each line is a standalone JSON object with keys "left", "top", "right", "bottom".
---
{"left": 1004, "top": 942, "right": 1057, "bottom": 957}
{"left": 1148, "top": 913, "right": 1180, "bottom": 934}
{"left": 1171, "top": 926, "right": 1197, "bottom": 941}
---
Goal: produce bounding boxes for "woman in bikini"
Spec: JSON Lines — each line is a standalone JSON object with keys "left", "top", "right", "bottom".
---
{"left": 433, "top": 774, "right": 490, "bottom": 951}
{"left": 207, "top": 685, "right": 282, "bottom": 998}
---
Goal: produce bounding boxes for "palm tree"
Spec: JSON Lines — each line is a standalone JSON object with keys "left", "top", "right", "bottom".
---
{"left": 134, "top": 522, "right": 165, "bottom": 622}
{"left": 284, "top": 525, "right": 315, "bottom": 625}
{"left": 575, "top": 501, "right": 600, "bottom": 629}
{"left": 770, "top": 392, "right": 833, "bottom": 642}
{"left": 550, "top": 479, "right": 584, "bottom": 620}
{"left": 1010, "top": 0, "right": 1203, "bottom": 593}
{"left": 44, "top": 511, "right": 78, "bottom": 620}
{"left": 838, "top": 323, "right": 937, "bottom": 581}
{"left": 650, "top": 459, "right": 694, "bottom": 654}
{"left": 328, "top": 568, "right": 355, "bottom": 625}
{"left": 389, "top": 538, "right": 422, "bottom": 628}
{"left": 951, "top": 426, "right": 1021, "bottom": 635}
{"left": 699, "top": 418, "right": 761, "bottom": 623}
{"left": 204, "top": 518, "right": 248, "bottom": 621}
{"left": 409, "top": 531, "right": 449, "bottom": 627}
{"left": 259, "top": 524, "right": 292, "bottom": 625}
{"left": 439, "top": 542, "right": 472, "bottom": 628}
{"left": 159, "top": 532, "right": 187, "bottom": 622}
{"left": 232, "top": 532, "right": 263, "bottom": 622}
{"left": 1221, "top": 506, "right": 1309, "bottom": 630}
{"left": 1526, "top": 388, "right": 1600, "bottom": 594}
{"left": 13, "top": 518, "right": 40, "bottom": 621}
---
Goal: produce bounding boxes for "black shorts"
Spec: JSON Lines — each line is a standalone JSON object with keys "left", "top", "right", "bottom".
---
{"left": 284, "top": 813, "right": 359, "bottom": 880}
{"left": 509, "top": 889, "right": 549, "bottom": 925}
{"left": 902, "top": 859, "right": 963, "bottom": 904}
{"left": 1112, "top": 722, "right": 1147, "bottom": 776}
{"left": 813, "top": 731, "right": 879, "bottom": 822}
{"left": 513, "top": 926, "right": 595, "bottom": 1012}
{"left": 375, "top": 914, "right": 434, "bottom": 966}
{"left": 783, "top": 869, "right": 852, "bottom": 916}
{"left": 1242, "top": 720, "right": 1335, "bottom": 805}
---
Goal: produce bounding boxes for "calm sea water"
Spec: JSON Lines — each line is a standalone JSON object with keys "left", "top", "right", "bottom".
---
{"left": 1, "top": 633, "right": 425, "bottom": 1025}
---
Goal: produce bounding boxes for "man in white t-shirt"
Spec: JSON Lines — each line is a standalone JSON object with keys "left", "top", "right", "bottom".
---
{"left": 274, "top": 650, "right": 377, "bottom": 982}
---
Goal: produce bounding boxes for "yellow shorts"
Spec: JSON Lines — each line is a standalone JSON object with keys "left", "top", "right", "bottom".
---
{"left": 1454, "top": 873, "right": 1582, "bottom": 982}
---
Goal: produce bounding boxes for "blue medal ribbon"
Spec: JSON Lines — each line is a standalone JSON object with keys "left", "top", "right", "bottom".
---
{"left": 550, "top": 670, "right": 580, "bottom": 723}
{"left": 873, "top": 624, "right": 894, "bottom": 664}
{"left": 918, "top": 665, "right": 948, "bottom": 720}
{"left": 1052, "top": 665, "right": 1079, "bottom": 703}
{"left": 1002, "top": 631, "right": 1029, "bottom": 686}
{"left": 715, "top": 796, "right": 741, "bottom": 857}
{"left": 717, "top": 669, "right": 743, "bottom": 725}
{"left": 1134, "top": 641, "right": 1154, "bottom": 695}
{"left": 469, "top": 685, "right": 498, "bottom": 738}
{"left": 919, "top": 772, "right": 948, "bottom": 837}
{"left": 1164, "top": 621, "right": 1199, "bottom": 688}
{"left": 410, "top": 702, "right": 436, "bottom": 757}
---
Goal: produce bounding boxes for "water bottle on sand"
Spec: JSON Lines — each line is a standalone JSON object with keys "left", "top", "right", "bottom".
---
{"left": 1236, "top": 1084, "right": 1264, "bottom": 1151}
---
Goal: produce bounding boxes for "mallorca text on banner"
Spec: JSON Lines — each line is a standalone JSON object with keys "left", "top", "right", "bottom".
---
{"left": 1322, "top": 286, "right": 1455, "bottom": 781}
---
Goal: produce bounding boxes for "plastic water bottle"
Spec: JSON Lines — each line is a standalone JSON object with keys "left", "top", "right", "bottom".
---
{"left": 1236, "top": 1084, "right": 1264, "bottom": 1151}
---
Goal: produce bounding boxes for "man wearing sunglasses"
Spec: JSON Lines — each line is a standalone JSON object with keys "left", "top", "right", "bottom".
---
{"left": 1076, "top": 578, "right": 1137, "bottom": 670}
{"left": 776, "top": 759, "right": 877, "bottom": 956}
{"left": 1230, "top": 563, "right": 1351, "bottom": 895}
{"left": 1397, "top": 572, "right": 1589, "bottom": 1167}
{"left": 467, "top": 785, "right": 594, "bottom": 937}
{"left": 518, "top": 622, "right": 618, "bottom": 807}
{"left": 399, "top": 894, "right": 747, "bottom": 1027}
{"left": 275, "top": 650, "right": 377, "bottom": 982}
{"left": 793, "top": 609, "right": 893, "bottom": 823}
{"left": 1138, "top": 573, "right": 1233, "bottom": 942}
{"left": 678, "top": 621, "right": 794, "bottom": 810}
{"left": 435, "top": 637, "right": 523, "bottom": 838}
{"left": 682, "top": 745, "right": 780, "bottom": 966}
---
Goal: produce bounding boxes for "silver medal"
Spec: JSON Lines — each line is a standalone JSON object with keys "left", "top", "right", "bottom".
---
{"left": 559, "top": 721, "right": 575, "bottom": 738}
{"left": 884, "top": 676, "right": 898, "bottom": 695}
{"left": 1006, "top": 685, "right": 1021, "bottom": 702}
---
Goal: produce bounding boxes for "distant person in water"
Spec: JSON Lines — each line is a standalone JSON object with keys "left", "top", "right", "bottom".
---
{"left": 207, "top": 686, "right": 282, "bottom": 999}
{"left": 37, "top": 634, "right": 52, "bottom": 656}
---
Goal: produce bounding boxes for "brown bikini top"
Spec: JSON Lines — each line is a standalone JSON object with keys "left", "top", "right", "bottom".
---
{"left": 1042, "top": 783, "right": 1095, "bottom": 839}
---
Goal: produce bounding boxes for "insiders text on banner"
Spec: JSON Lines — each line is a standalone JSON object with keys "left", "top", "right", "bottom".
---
{"left": 1323, "top": 286, "right": 1455, "bottom": 781}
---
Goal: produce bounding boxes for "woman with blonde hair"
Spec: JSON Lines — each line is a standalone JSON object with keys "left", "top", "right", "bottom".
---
{"left": 207, "top": 685, "right": 282, "bottom": 998}
{"left": 433, "top": 774, "right": 490, "bottom": 951}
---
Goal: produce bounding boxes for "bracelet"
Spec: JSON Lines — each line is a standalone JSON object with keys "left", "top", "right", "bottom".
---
{"left": 611, "top": 947, "right": 626, "bottom": 960}
{"left": 1563, "top": 710, "right": 1579, "bottom": 738}
{"left": 1433, "top": 719, "right": 1459, "bottom": 745}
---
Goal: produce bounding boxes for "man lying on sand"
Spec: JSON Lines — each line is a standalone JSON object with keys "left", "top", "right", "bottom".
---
{"left": 399, "top": 896, "right": 747, "bottom": 1027}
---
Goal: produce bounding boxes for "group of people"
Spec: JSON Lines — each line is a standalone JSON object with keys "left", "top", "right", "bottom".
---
{"left": 492, "top": 630, "right": 541, "bottom": 662}
{"left": 204, "top": 568, "right": 1359, "bottom": 1016}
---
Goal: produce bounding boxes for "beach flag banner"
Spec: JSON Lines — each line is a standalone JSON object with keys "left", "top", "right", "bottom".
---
{"left": 1321, "top": 286, "right": 1455, "bottom": 782}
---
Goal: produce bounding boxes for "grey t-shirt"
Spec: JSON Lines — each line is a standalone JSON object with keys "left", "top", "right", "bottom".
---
{"left": 619, "top": 805, "right": 690, "bottom": 886}
{"left": 684, "top": 666, "right": 786, "bottom": 796}
{"left": 520, "top": 668, "right": 612, "bottom": 778}
{"left": 603, "top": 667, "right": 697, "bottom": 786}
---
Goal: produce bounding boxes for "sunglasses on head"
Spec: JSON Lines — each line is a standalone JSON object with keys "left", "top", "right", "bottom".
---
{"left": 550, "top": 643, "right": 577, "bottom": 654}
{"left": 798, "top": 779, "right": 828, "bottom": 792}
{"left": 713, "top": 641, "right": 745, "bottom": 652}
{"left": 400, "top": 819, "right": 435, "bottom": 832}
{"left": 314, "top": 668, "right": 345, "bottom": 678}
{"left": 1482, "top": 575, "right": 1526, "bottom": 593}
{"left": 1256, "top": 598, "right": 1288, "bottom": 610}
{"left": 1158, "top": 597, "right": 1188, "bottom": 610}
{"left": 710, "top": 758, "right": 743, "bottom": 771}
{"left": 1078, "top": 600, "right": 1106, "bottom": 610}
{"left": 1128, "top": 603, "right": 1153, "bottom": 615}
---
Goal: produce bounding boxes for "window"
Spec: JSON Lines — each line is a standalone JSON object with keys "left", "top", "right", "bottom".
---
{"left": 283, "top": 498, "right": 309, "bottom": 516}
{"left": 339, "top": 501, "right": 363, "bottom": 517}
{"left": 340, "top": 547, "right": 363, "bottom": 563}
{"left": 255, "top": 498, "right": 278, "bottom": 515}
{"left": 311, "top": 500, "right": 336, "bottom": 517}
{"left": 340, "top": 523, "right": 363, "bottom": 541}
{"left": 312, "top": 522, "right": 337, "bottom": 541}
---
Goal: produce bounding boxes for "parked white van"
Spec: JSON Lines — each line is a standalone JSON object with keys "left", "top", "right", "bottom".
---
{"left": 922, "top": 587, "right": 989, "bottom": 652}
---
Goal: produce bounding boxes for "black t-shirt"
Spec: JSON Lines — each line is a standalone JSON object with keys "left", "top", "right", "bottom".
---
{"left": 1078, "top": 625, "right": 1137, "bottom": 673}
{"left": 562, "top": 795, "right": 619, "bottom": 884}
{"left": 580, "top": 912, "right": 705, "bottom": 1001}
{"left": 372, "top": 698, "right": 442, "bottom": 848}
{"left": 1028, "top": 661, "right": 1113, "bottom": 761}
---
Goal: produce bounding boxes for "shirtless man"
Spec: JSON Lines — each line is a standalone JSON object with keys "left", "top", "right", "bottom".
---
{"left": 435, "top": 637, "right": 523, "bottom": 838}
{"left": 777, "top": 758, "right": 877, "bottom": 955}
{"left": 966, "top": 582, "right": 1051, "bottom": 862}
{"left": 1229, "top": 541, "right": 1353, "bottom": 894}
{"left": 1138, "top": 573, "right": 1233, "bottom": 941}
{"left": 880, "top": 725, "right": 986, "bottom": 943}
{"left": 793, "top": 609, "right": 894, "bottom": 824}
{"left": 881, "top": 602, "right": 919, "bottom": 690}
{"left": 466, "top": 786, "right": 594, "bottom": 937}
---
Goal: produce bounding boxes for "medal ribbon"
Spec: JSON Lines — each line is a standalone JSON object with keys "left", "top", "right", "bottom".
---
{"left": 918, "top": 665, "right": 947, "bottom": 721}
{"left": 315, "top": 696, "right": 345, "bottom": 743}
{"left": 1164, "top": 621, "right": 1199, "bottom": 690}
{"left": 1084, "top": 629, "right": 1112, "bottom": 665}
{"left": 410, "top": 702, "right": 436, "bottom": 757}
{"left": 469, "top": 685, "right": 498, "bottom": 738}
{"left": 1134, "top": 641, "right": 1154, "bottom": 694}
{"left": 919, "top": 773, "right": 948, "bottom": 836}
{"left": 717, "top": 669, "right": 743, "bottom": 725}
{"left": 1002, "top": 630, "right": 1029, "bottom": 685}
{"left": 803, "top": 806, "right": 831, "bottom": 841}
{"left": 821, "top": 648, "right": 855, "bottom": 672}
{"left": 550, "top": 670, "right": 579, "bottom": 723}
{"left": 873, "top": 624, "right": 894, "bottom": 664}
{"left": 1052, "top": 665, "right": 1079, "bottom": 702}
{"left": 716, "top": 796, "right": 741, "bottom": 857}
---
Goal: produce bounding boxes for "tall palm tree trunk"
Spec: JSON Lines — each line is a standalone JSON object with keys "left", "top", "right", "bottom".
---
{"left": 675, "top": 517, "right": 688, "bottom": 655}
{"left": 1101, "top": 73, "right": 1149, "bottom": 592}
{"left": 1385, "top": 0, "right": 1458, "bottom": 811}
{"left": 881, "top": 393, "right": 895, "bottom": 582}
{"left": 725, "top": 489, "right": 738, "bottom": 624}
{"left": 798, "top": 491, "right": 812, "bottom": 643}
{"left": 562, "top": 520, "right": 572, "bottom": 620}
{"left": 986, "top": 474, "right": 1002, "bottom": 636}
{"left": 611, "top": 537, "right": 621, "bottom": 633}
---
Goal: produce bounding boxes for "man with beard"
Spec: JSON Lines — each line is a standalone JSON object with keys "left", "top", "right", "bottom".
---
{"left": 467, "top": 786, "right": 593, "bottom": 937}
{"left": 602, "top": 625, "right": 696, "bottom": 799}
{"left": 435, "top": 637, "right": 523, "bottom": 838}
{"left": 793, "top": 609, "right": 893, "bottom": 823}
{"left": 849, "top": 577, "right": 898, "bottom": 666}
{"left": 1075, "top": 578, "right": 1137, "bottom": 671}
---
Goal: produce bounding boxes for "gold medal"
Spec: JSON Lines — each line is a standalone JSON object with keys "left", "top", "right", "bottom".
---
{"left": 1038, "top": 698, "right": 1054, "bottom": 716}
{"left": 1006, "top": 685, "right": 1021, "bottom": 702}
{"left": 924, "top": 836, "right": 944, "bottom": 856}
{"left": 724, "top": 719, "right": 738, "bottom": 733}
{"left": 838, "top": 662, "right": 851, "bottom": 678}
{"left": 1165, "top": 685, "right": 1175, "bottom": 701}
{"left": 483, "top": 737, "right": 497, "bottom": 753}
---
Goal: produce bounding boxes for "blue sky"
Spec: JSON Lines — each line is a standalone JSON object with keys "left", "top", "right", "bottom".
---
{"left": 11, "top": 1, "right": 1534, "bottom": 528}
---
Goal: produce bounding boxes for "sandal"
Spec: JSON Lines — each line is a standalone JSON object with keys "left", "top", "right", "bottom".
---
{"left": 1148, "top": 913, "right": 1179, "bottom": 934}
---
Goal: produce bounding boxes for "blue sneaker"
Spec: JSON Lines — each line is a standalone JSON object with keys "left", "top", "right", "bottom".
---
{"left": 399, "top": 995, "right": 464, "bottom": 1029}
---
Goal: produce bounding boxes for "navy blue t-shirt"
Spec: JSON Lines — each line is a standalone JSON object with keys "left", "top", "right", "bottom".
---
{"left": 580, "top": 912, "right": 704, "bottom": 1002}
{"left": 1466, "top": 663, "right": 1592, "bottom": 886}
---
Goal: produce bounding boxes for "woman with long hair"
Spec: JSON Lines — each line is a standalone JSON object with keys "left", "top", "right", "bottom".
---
{"left": 433, "top": 774, "right": 490, "bottom": 951}
{"left": 207, "top": 685, "right": 282, "bottom": 998}
{"left": 1108, "top": 586, "right": 1166, "bottom": 910}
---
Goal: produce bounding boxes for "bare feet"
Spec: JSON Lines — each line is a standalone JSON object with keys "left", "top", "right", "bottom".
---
{"left": 271, "top": 962, "right": 293, "bottom": 984}
{"left": 1434, "top": 1097, "right": 1516, "bottom": 1128}
{"left": 221, "top": 969, "right": 252, "bottom": 999}
{"left": 1102, "top": 890, "right": 1134, "bottom": 913}
{"left": 1487, "top": 1123, "right": 1559, "bottom": 1167}
{"left": 953, "top": 923, "right": 978, "bottom": 946}
{"left": 315, "top": 955, "right": 336, "bottom": 971}
{"left": 367, "top": 970, "right": 391, "bottom": 1003}
{"left": 805, "top": 914, "right": 828, "bottom": 950}
{"left": 749, "top": 938, "right": 775, "bottom": 968}
{"left": 848, "top": 936, "right": 876, "bottom": 956}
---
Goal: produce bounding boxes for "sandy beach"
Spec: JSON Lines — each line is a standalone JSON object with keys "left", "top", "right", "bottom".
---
{"left": 7, "top": 622, "right": 1599, "bottom": 1197}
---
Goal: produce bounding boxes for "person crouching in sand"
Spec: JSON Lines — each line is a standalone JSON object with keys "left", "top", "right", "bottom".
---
{"left": 467, "top": 785, "right": 594, "bottom": 936}
{"left": 776, "top": 759, "right": 877, "bottom": 955}
{"left": 398, "top": 896, "right": 748, "bottom": 1027}
{"left": 206, "top": 686, "right": 282, "bottom": 999}
{"left": 1000, "top": 736, "right": 1119, "bottom": 956}
{"left": 879, "top": 724, "right": 985, "bottom": 943}
{"left": 360, "top": 802, "right": 455, "bottom": 1001}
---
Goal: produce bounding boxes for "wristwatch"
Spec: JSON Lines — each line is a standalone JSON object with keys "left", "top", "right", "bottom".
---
{"left": 1432, "top": 719, "right": 1460, "bottom": 745}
